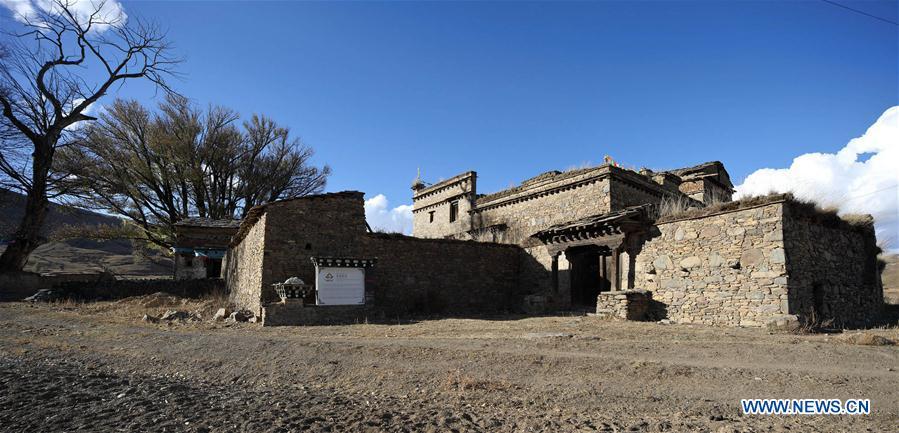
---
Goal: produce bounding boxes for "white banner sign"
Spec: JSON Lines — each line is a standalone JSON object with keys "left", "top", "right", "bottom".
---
{"left": 316, "top": 267, "right": 365, "bottom": 305}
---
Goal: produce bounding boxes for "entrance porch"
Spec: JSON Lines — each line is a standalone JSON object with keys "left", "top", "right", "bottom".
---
{"left": 532, "top": 205, "right": 653, "bottom": 310}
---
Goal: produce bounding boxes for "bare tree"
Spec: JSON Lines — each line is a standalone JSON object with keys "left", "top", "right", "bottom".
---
{"left": 236, "top": 114, "right": 331, "bottom": 217}
{"left": 58, "top": 96, "right": 330, "bottom": 247}
{"left": 0, "top": 0, "right": 178, "bottom": 271}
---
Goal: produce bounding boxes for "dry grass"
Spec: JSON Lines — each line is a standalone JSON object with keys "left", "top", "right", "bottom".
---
{"left": 841, "top": 213, "right": 875, "bottom": 226}
{"left": 47, "top": 297, "right": 86, "bottom": 308}
{"left": 841, "top": 333, "right": 896, "bottom": 346}
{"left": 657, "top": 196, "right": 696, "bottom": 219}
{"left": 656, "top": 193, "right": 789, "bottom": 222}
{"left": 53, "top": 290, "right": 233, "bottom": 322}
{"left": 655, "top": 193, "right": 875, "bottom": 234}
{"left": 201, "top": 286, "right": 230, "bottom": 310}
{"left": 4, "top": 303, "right": 898, "bottom": 433}
{"left": 792, "top": 311, "right": 835, "bottom": 334}
{"left": 443, "top": 369, "right": 512, "bottom": 394}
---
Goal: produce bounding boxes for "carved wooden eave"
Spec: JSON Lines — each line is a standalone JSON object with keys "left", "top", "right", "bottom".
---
{"left": 532, "top": 205, "right": 653, "bottom": 254}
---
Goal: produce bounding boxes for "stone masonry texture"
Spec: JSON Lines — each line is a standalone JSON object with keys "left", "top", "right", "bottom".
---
{"left": 222, "top": 159, "right": 883, "bottom": 328}
{"left": 632, "top": 203, "right": 789, "bottom": 327}
{"left": 408, "top": 160, "right": 882, "bottom": 328}
{"left": 632, "top": 201, "right": 882, "bottom": 327}
{"left": 780, "top": 202, "right": 883, "bottom": 327}
{"left": 225, "top": 192, "right": 526, "bottom": 322}
{"left": 225, "top": 213, "right": 267, "bottom": 316}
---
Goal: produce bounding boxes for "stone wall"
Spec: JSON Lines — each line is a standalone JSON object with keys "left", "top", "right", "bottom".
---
{"left": 519, "top": 245, "right": 571, "bottom": 309}
{"left": 781, "top": 203, "right": 883, "bottom": 327}
{"left": 225, "top": 213, "right": 268, "bottom": 316}
{"left": 594, "top": 290, "right": 652, "bottom": 320}
{"left": 226, "top": 187, "right": 884, "bottom": 328}
{"left": 227, "top": 192, "right": 526, "bottom": 321}
{"left": 256, "top": 193, "right": 368, "bottom": 311}
{"left": 633, "top": 202, "right": 789, "bottom": 326}
{"left": 1, "top": 272, "right": 224, "bottom": 302}
{"left": 53, "top": 278, "right": 225, "bottom": 300}
{"left": 631, "top": 199, "right": 883, "bottom": 328}
{"left": 413, "top": 164, "right": 718, "bottom": 246}
{"left": 473, "top": 177, "right": 612, "bottom": 245}
{"left": 0, "top": 271, "right": 117, "bottom": 301}
{"left": 361, "top": 234, "right": 523, "bottom": 315}
{"left": 262, "top": 303, "right": 374, "bottom": 326}
{"left": 678, "top": 179, "right": 732, "bottom": 205}
{"left": 608, "top": 172, "right": 668, "bottom": 210}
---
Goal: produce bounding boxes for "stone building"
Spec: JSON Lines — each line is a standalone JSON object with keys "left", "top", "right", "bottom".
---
{"left": 628, "top": 198, "right": 882, "bottom": 327}
{"left": 225, "top": 192, "right": 523, "bottom": 325}
{"left": 411, "top": 162, "right": 732, "bottom": 244}
{"left": 412, "top": 162, "right": 735, "bottom": 306}
{"left": 172, "top": 218, "right": 240, "bottom": 280}
{"left": 411, "top": 161, "right": 883, "bottom": 328}
{"left": 220, "top": 159, "right": 882, "bottom": 328}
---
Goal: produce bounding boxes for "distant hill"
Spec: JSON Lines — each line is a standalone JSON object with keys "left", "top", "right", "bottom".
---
{"left": 0, "top": 188, "right": 120, "bottom": 239}
{"left": 0, "top": 189, "right": 172, "bottom": 278}
{"left": 1, "top": 239, "right": 173, "bottom": 278}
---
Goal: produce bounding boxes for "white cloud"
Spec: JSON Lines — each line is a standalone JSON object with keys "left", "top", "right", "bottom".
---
{"left": 364, "top": 194, "right": 413, "bottom": 235}
{"left": 62, "top": 98, "right": 101, "bottom": 130}
{"left": 735, "top": 106, "right": 899, "bottom": 249}
{"left": 0, "top": 0, "right": 36, "bottom": 20}
{"left": 1, "top": 0, "right": 127, "bottom": 32}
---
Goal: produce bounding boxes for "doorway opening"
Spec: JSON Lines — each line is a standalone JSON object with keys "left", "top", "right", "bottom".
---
{"left": 568, "top": 246, "right": 611, "bottom": 308}
{"left": 205, "top": 258, "right": 223, "bottom": 279}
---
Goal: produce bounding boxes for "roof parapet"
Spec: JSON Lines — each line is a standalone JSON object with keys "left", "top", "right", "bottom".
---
{"left": 412, "top": 171, "right": 477, "bottom": 200}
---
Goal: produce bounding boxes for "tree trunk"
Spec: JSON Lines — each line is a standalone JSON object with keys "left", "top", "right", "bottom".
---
{"left": 0, "top": 143, "right": 52, "bottom": 273}
{"left": 0, "top": 189, "right": 49, "bottom": 272}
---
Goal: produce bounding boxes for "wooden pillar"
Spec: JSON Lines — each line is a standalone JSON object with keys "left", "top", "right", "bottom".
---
{"left": 599, "top": 254, "right": 607, "bottom": 292}
{"left": 551, "top": 252, "right": 560, "bottom": 293}
{"left": 610, "top": 247, "right": 621, "bottom": 291}
{"left": 627, "top": 248, "right": 637, "bottom": 290}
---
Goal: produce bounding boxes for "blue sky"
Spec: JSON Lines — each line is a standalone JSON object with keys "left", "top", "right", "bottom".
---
{"left": 2, "top": 0, "right": 897, "bottom": 238}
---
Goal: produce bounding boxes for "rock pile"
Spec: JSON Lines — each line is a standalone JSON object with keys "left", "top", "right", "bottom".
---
{"left": 142, "top": 310, "right": 201, "bottom": 323}
{"left": 227, "top": 310, "right": 256, "bottom": 323}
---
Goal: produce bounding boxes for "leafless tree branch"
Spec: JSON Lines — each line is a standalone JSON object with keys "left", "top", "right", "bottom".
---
{"left": 0, "top": 0, "right": 180, "bottom": 271}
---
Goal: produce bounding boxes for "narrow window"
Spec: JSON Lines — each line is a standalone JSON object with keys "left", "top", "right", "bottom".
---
{"left": 428, "top": 211, "right": 435, "bottom": 223}
{"left": 449, "top": 200, "right": 459, "bottom": 222}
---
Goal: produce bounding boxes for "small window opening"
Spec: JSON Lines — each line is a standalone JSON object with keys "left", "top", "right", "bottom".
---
{"left": 449, "top": 200, "right": 459, "bottom": 222}
{"left": 428, "top": 211, "right": 435, "bottom": 223}
{"left": 305, "top": 243, "right": 312, "bottom": 250}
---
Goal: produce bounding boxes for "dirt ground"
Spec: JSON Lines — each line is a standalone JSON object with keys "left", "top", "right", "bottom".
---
{"left": 0, "top": 299, "right": 897, "bottom": 433}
